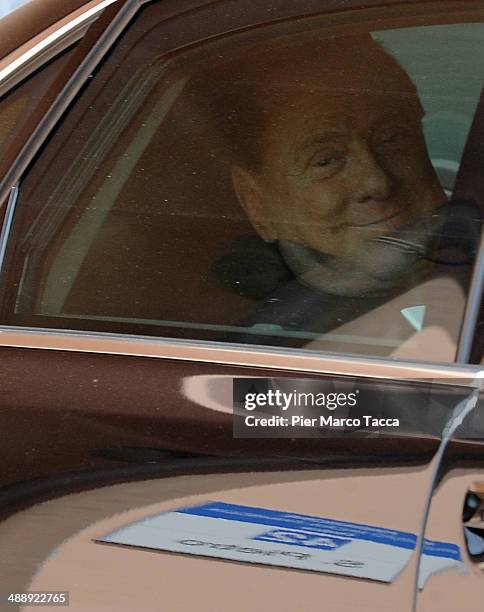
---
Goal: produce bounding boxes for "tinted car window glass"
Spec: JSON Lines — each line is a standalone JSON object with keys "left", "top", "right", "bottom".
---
{"left": 1, "top": 3, "right": 484, "bottom": 362}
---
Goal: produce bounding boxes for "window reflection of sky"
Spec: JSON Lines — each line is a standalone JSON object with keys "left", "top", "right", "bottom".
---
{"left": 0, "top": 0, "right": 31, "bottom": 19}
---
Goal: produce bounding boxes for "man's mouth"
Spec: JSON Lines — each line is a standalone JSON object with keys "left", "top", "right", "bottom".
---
{"left": 346, "top": 207, "right": 409, "bottom": 229}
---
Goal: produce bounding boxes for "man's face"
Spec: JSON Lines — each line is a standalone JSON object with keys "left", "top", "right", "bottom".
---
{"left": 232, "top": 44, "right": 447, "bottom": 265}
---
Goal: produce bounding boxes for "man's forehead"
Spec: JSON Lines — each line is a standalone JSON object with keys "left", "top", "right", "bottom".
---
{"left": 256, "top": 90, "right": 424, "bottom": 163}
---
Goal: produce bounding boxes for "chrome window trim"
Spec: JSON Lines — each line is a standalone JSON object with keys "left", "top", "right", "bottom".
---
{"left": 456, "top": 226, "right": 484, "bottom": 363}
{"left": 0, "top": 184, "right": 18, "bottom": 276}
{"left": 455, "top": 86, "right": 484, "bottom": 363}
{"left": 0, "top": 0, "right": 118, "bottom": 98}
{"left": 0, "top": 325, "right": 480, "bottom": 382}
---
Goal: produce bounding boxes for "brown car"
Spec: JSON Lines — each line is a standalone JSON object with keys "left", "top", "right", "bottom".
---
{"left": 0, "top": 0, "right": 483, "bottom": 610}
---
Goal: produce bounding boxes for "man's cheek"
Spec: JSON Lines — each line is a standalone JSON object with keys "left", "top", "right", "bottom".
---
{"left": 400, "top": 159, "right": 444, "bottom": 200}
{"left": 297, "top": 183, "right": 346, "bottom": 221}
{"left": 393, "top": 146, "right": 434, "bottom": 179}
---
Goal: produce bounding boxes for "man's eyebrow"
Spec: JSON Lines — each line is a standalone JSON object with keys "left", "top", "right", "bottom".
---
{"left": 296, "top": 131, "right": 346, "bottom": 156}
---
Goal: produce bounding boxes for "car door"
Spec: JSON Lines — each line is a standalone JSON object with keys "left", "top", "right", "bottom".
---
{"left": 0, "top": 1, "right": 483, "bottom": 610}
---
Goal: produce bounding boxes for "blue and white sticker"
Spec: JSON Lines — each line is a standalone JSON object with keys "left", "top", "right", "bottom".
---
{"left": 97, "top": 501, "right": 464, "bottom": 587}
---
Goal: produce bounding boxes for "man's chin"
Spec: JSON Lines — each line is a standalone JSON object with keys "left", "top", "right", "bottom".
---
{"left": 278, "top": 234, "right": 429, "bottom": 298}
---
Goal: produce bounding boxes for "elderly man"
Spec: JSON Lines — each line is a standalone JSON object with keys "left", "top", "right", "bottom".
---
{"left": 193, "top": 33, "right": 465, "bottom": 344}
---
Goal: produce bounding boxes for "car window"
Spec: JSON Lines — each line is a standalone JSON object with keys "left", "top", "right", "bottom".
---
{"left": 1, "top": 1, "right": 483, "bottom": 362}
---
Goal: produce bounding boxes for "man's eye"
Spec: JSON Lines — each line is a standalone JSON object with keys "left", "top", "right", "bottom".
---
{"left": 313, "top": 158, "right": 332, "bottom": 167}
{"left": 309, "top": 151, "right": 345, "bottom": 176}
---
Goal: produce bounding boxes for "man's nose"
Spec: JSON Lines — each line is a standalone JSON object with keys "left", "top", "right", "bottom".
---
{"left": 352, "top": 146, "right": 393, "bottom": 203}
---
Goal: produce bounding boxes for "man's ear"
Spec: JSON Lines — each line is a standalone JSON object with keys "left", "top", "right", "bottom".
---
{"left": 231, "top": 165, "right": 277, "bottom": 241}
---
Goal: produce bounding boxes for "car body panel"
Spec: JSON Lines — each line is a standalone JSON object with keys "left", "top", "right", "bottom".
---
{"left": 1, "top": 468, "right": 435, "bottom": 612}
